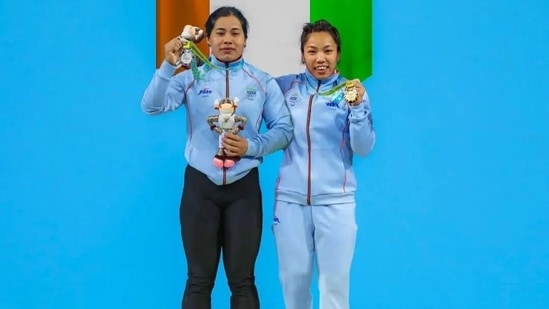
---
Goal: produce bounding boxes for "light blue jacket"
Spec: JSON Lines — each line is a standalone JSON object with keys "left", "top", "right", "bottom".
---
{"left": 275, "top": 70, "right": 375, "bottom": 205}
{"left": 141, "top": 58, "right": 294, "bottom": 185}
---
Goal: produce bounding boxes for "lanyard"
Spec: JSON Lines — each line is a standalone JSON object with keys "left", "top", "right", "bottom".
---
{"left": 182, "top": 41, "right": 353, "bottom": 98}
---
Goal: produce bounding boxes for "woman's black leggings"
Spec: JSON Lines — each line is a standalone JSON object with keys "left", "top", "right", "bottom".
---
{"left": 179, "top": 165, "right": 263, "bottom": 309}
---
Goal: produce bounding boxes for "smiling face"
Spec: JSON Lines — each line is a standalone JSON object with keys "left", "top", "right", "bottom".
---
{"left": 207, "top": 15, "right": 247, "bottom": 63}
{"left": 302, "top": 31, "right": 340, "bottom": 80}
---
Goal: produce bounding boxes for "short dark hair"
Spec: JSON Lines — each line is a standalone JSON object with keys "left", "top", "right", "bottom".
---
{"left": 300, "top": 19, "right": 341, "bottom": 53}
{"left": 205, "top": 6, "right": 249, "bottom": 38}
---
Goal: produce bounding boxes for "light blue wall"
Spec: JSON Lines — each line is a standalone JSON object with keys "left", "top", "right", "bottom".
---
{"left": 1, "top": 0, "right": 547, "bottom": 308}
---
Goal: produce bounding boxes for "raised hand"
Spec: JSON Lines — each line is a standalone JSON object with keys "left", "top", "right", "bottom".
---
{"left": 345, "top": 79, "right": 367, "bottom": 106}
{"left": 164, "top": 37, "right": 185, "bottom": 66}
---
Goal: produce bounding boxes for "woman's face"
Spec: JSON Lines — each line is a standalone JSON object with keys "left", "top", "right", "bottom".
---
{"left": 302, "top": 31, "right": 340, "bottom": 80}
{"left": 207, "top": 15, "right": 247, "bottom": 63}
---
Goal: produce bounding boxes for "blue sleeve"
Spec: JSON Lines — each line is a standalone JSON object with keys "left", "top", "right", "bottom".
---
{"left": 140, "top": 60, "right": 187, "bottom": 115}
{"left": 245, "top": 77, "right": 294, "bottom": 158}
{"left": 275, "top": 74, "right": 297, "bottom": 93}
{"left": 348, "top": 89, "right": 376, "bottom": 156}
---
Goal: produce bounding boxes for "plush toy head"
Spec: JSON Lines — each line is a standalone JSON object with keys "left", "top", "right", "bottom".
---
{"left": 214, "top": 97, "right": 239, "bottom": 115}
{"left": 181, "top": 25, "right": 205, "bottom": 42}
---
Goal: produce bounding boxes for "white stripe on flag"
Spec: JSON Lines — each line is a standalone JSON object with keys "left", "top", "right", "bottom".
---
{"left": 210, "top": 0, "right": 309, "bottom": 77}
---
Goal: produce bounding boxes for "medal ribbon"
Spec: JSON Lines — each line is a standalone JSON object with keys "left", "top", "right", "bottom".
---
{"left": 181, "top": 41, "right": 354, "bottom": 97}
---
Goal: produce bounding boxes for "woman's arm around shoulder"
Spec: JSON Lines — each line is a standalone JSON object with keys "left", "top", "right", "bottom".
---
{"left": 245, "top": 76, "right": 294, "bottom": 157}
{"left": 274, "top": 74, "right": 301, "bottom": 93}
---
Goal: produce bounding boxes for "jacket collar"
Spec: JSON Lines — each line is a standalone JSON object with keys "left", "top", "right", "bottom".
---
{"left": 304, "top": 68, "right": 341, "bottom": 92}
{"left": 209, "top": 56, "right": 245, "bottom": 71}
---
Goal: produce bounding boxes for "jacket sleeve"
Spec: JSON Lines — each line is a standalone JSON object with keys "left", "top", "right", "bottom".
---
{"left": 348, "top": 90, "right": 376, "bottom": 156}
{"left": 140, "top": 60, "right": 187, "bottom": 115}
{"left": 274, "top": 74, "right": 296, "bottom": 93}
{"left": 245, "top": 77, "right": 294, "bottom": 157}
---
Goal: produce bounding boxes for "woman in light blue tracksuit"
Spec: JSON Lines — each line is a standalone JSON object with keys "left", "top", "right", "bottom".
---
{"left": 273, "top": 20, "right": 376, "bottom": 309}
{"left": 141, "top": 7, "right": 293, "bottom": 309}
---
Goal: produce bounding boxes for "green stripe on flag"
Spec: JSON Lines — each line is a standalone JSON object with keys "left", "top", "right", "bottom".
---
{"left": 310, "top": 0, "right": 373, "bottom": 81}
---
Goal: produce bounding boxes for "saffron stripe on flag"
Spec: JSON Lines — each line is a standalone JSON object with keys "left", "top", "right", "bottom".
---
{"left": 156, "top": 0, "right": 210, "bottom": 68}
{"left": 156, "top": 1, "right": 371, "bottom": 79}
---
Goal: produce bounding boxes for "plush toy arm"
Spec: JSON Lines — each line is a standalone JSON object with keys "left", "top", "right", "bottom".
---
{"left": 236, "top": 115, "right": 247, "bottom": 130}
{"left": 230, "top": 115, "right": 247, "bottom": 134}
{"left": 181, "top": 25, "right": 205, "bottom": 43}
{"left": 207, "top": 115, "right": 222, "bottom": 134}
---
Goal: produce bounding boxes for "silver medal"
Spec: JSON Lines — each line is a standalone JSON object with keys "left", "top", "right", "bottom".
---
{"left": 180, "top": 49, "right": 194, "bottom": 66}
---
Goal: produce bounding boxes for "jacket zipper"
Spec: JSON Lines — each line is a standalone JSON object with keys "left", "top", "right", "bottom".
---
{"left": 306, "top": 80, "right": 321, "bottom": 205}
{"left": 223, "top": 64, "right": 229, "bottom": 185}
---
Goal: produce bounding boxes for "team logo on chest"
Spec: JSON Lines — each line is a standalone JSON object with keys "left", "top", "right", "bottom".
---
{"left": 245, "top": 87, "right": 257, "bottom": 100}
{"left": 287, "top": 93, "right": 299, "bottom": 107}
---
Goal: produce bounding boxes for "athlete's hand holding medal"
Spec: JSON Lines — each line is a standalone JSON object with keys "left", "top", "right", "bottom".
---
{"left": 343, "top": 79, "right": 366, "bottom": 106}
{"left": 164, "top": 25, "right": 205, "bottom": 68}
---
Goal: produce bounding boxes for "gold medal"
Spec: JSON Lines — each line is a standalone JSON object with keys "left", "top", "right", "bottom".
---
{"left": 343, "top": 81, "right": 359, "bottom": 103}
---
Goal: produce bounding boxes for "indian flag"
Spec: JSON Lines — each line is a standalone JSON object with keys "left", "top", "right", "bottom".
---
{"left": 157, "top": 0, "right": 372, "bottom": 81}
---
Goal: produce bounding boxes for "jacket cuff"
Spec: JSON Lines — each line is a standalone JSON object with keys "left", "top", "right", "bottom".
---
{"left": 245, "top": 139, "right": 259, "bottom": 157}
{"left": 158, "top": 60, "right": 177, "bottom": 79}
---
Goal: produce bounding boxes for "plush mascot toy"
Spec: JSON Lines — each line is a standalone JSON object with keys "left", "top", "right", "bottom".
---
{"left": 207, "top": 97, "right": 247, "bottom": 168}
{"left": 178, "top": 25, "right": 204, "bottom": 67}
